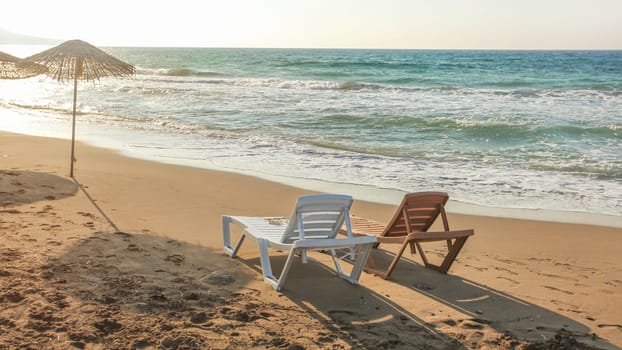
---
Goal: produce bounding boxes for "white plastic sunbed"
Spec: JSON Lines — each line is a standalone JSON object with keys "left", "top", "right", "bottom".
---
{"left": 222, "top": 194, "right": 377, "bottom": 291}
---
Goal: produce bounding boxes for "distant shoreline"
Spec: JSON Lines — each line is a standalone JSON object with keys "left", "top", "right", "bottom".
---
{"left": 3, "top": 42, "right": 621, "bottom": 52}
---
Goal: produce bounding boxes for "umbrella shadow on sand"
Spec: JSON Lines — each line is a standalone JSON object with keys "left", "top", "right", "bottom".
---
{"left": 0, "top": 170, "right": 78, "bottom": 206}
{"left": 32, "top": 230, "right": 266, "bottom": 349}
{"left": 72, "top": 177, "right": 120, "bottom": 232}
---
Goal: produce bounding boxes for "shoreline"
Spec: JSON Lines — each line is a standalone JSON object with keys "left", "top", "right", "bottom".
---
{"left": 201, "top": 168, "right": 622, "bottom": 229}
{"left": 2, "top": 130, "right": 622, "bottom": 349}
{"left": 2, "top": 122, "right": 620, "bottom": 228}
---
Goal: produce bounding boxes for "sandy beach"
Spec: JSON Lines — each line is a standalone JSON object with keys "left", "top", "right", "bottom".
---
{"left": 1, "top": 130, "right": 621, "bottom": 349}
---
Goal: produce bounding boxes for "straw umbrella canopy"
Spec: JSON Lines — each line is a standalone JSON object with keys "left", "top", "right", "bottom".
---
{"left": 26, "top": 39, "right": 135, "bottom": 177}
{"left": 0, "top": 51, "right": 47, "bottom": 79}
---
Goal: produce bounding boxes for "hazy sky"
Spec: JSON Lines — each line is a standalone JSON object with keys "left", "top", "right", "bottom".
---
{"left": 3, "top": 0, "right": 622, "bottom": 49}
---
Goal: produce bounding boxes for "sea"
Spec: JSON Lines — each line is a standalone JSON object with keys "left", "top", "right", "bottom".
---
{"left": 1, "top": 46, "right": 621, "bottom": 226}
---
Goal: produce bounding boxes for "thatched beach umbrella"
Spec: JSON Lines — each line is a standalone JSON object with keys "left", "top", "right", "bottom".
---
{"left": 0, "top": 51, "right": 47, "bottom": 79}
{"left": 26, "top": 40, "right": 135, "bottom": 177}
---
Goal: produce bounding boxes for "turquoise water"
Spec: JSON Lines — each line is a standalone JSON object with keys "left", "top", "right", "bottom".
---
{"left": 1, "top": 47, "right": 621, "bottom": 218}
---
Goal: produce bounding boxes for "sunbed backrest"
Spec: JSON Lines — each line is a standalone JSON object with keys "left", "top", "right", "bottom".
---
{"left": 281, "top": 194, "right": 353, "bottom": 243}
{"left": 384, "top": 192, "right": 449, "bottom": 236}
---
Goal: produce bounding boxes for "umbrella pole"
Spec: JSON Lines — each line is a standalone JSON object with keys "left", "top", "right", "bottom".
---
{"left": 70, "top": 72, "right": 78, "bottom": 177}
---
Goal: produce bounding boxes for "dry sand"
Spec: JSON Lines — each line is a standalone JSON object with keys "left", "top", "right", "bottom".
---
{"left": 1, "top": 130, "right": 621, "bottom": 350}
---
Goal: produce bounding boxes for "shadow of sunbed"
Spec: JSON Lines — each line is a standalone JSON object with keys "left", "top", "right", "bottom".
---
{"left": 363, "top": 247, "right": 620, "bottom": 350}
{"left": 234, "top": 253, "right": 468, "bottom": 349}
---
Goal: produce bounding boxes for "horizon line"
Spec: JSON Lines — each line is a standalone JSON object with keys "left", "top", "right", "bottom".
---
{"left": 2, "top": 42, "right": 622, "bottom": 52}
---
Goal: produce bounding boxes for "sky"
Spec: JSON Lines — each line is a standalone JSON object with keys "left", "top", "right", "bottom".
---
{"left": 2, "top": 0, "right": 622, "bottom": 49}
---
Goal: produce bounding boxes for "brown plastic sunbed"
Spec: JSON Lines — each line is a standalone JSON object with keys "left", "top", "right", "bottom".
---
{"left": 349, "top": 192, "right": 474, "bottom": 279}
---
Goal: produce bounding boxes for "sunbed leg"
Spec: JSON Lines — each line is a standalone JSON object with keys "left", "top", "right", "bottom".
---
{"left": 409, "top": 241, "right": 417, "bottom": 255}
{"left": 440, "top": 237, "right": 468, "bottom": 273}
{"left": 350, "top": 243, "right": 373, "bottom": 282}
{"left": 257, "top": 238, "right": 280, "bottom": 290}
{"left": 331, "top": 250, "right": 346, "bottom": 276}
{"left": 223, "top": 215, "right": 245, "bottom": 258}
{"left": 384, "top": 240, "right": 411, "bottom": 280}
{"left": 415, "top": 241, "right": 429, "bottom": 266}
{"left": 333, "top": 242, "right": 374, "bottom": 284}
{"left": 343, "top": 212, "right": 357, "bottom": 261}
{"left": 222, "top": 216, "right": 232, "bottom": 253}
{"left": 297, "top": 210, "right": 308, "bottom": 264}
{"left": 446, "top": 239, "right": 453, "bottom": 250}
{"left": 276, "top": 247, "right": 299, "bottom": 291}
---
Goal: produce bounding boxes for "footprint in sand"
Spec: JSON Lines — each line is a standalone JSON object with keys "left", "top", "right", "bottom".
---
{"left": 93, "top": 318, "right": 123, "bottom": 335}
{"left": 182, "top": 292, "right": 200, "bottom": 301}
{"left": 131, "top": 340, "right": 154, "bottom": 349}
{"left": 78, "top": 211, "right": 96, "bottom": 219}
{"left": 496, "top": 276, "right": 520, "bottom": 284}
{"left": 0, "top": 171, "right": 20, "bottom": 176}
{"left": 495, "top": 258, "right": 527, "bottom": 266}
{"left": 1, "top": 291, "right": 24, "bottom": 303}
{"left": 160, "top": 335, "right": 209, "bottom": 349}
{"left": 327, "top": 309, "right": 357, "bottom": 316}
{"left": 543, "top": 285, "right": 574, "bottom": 295}
{"left": 83, "top": 221, "right": 95, "bottom": 229}
{"left": 167, "top": 240, "right": 182, "bottom": 247}
{"left": 0, "top": 248, "right": 22, "bottom": 262}
{"left": 327, "top": 309, "right": 359, "bottom": 327}
{"left": 37, "top": 205, "right": 53, "bottom": 214}
{"left": 604, "top": 279, "right": 622, "bottom": 287}
{"left": 126, "top": 244, "right": 142, "bottom": 252}
{"left": 494, "top": 266, "right": 518, "bottom": 275}
{"left": 189, "top": 311, "right": 209, "bottom": 324}
{"left": 460, "top": 321, "right": 484, "bottom": 330}
{"left": 164, "top": 254, "right": 185, "bottom": 265}
{"left": 28, "top": 303, "right": 63, "bottom": 326}
{"left": 200, "top": 271, "right": 235, "bottom": 285}
{"left": 413, "top": 282, "right": 435, "bottom": 291}
{"left": 441, "top": 319, "right": 458, "bottom": 327}
{"left": 538, "top": 272, "right": 579, "bottom": 282}
{"left": 0, "top": 209, "right": 21, "bottom": 214}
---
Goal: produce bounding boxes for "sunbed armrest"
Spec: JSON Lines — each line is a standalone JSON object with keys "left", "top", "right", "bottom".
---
{"left": 407, "top": 229, "right": 474, "bottom": 242}
{"left": 292, "top": 236, "right": 377, "bottom": 249}
{"left": 375, "top": 229, "right": 474, "bottom": 244}
{"left": 376, "top": 236, "right": 411, "bottom": 244}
